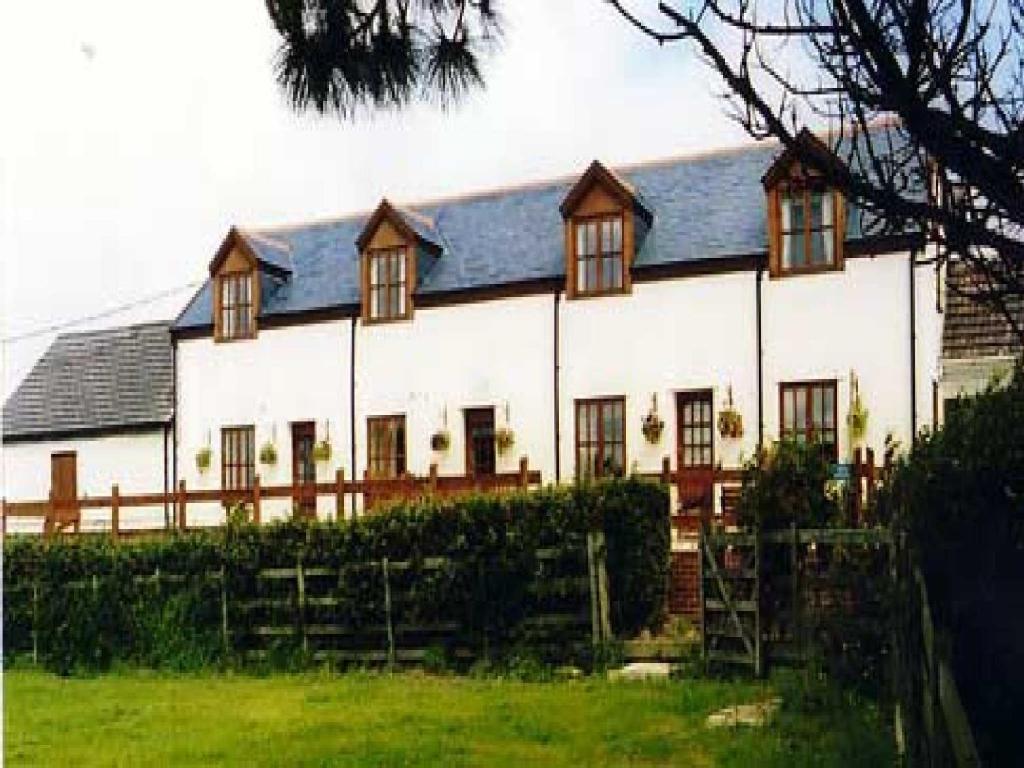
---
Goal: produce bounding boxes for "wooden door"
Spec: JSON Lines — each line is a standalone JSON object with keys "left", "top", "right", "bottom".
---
{"left": 50, "top": 452, "right": 79, "bottom": 531}
{"left": 676, "top": 391, "right": 715, "bottom": 514}
{"left": 464, "top": 407, "right": 496, "bottom": 477}
{"left": 291, "top": 422, "right": 316, "bottom": 518}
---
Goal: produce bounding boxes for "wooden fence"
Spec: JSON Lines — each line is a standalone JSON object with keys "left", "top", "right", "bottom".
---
{"left": 0, "top": 457, "right": 541, "bottom": 539}
{"left": 3, "top": 531, "right": 613, "bottom": 667}
{"left": 699, "top": 524, "right": 893, "bottom": 675}
{"left": 891, "top": 539, "right": 982, "bottom": 767}
{"left": 700, "top": 523, "right": 981, "bottom": 767}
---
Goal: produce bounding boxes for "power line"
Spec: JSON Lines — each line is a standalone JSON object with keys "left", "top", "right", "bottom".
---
{"left": 1, "top": 281, "right": 203, "bottom": 345}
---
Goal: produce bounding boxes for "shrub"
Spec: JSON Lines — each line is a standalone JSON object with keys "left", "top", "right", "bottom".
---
{"left": 3, "top": 478, "right": 669, "bottom": 674}
{"left": 878, "top": 362, "right": 1024, "bottom": 764}
{"left": 736, "top": 440, "right": 840, "bottom": 530}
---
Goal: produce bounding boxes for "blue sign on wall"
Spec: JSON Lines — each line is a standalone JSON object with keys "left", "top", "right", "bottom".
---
{"left": 831, "top": 463, "right": 853, "bottom": 482}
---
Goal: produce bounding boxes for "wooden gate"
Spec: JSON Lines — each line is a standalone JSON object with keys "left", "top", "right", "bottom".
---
{"left": 700, "top": 525, "right": 762, "bottom": 674}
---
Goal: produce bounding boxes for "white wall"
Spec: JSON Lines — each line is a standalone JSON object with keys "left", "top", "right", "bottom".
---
{"left": 762, "top": 253, "right": 940, "bottom": 460}
{"left": 355, "top": 294, "right": 555, "bottom": 487}
{"left": 560, "top": 271, "right": 760, "bottom": 478}
{"left": 173, "top": 250, "right": 941, "bottom": 525}
{"left": 176, "top": 318, "right": 352, "bottom": 523}
{"left": 1, "top": 430, "right": 170, "bottom": 533}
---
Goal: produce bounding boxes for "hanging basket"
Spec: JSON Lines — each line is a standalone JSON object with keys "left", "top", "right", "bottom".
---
{"left": 312, "top": 440, "right": 332, "bottom": 463}
{"left": 718, "top": 409, "right": 744, "bottom": 439}
{"left": 641, "top": 412, "right": 665, "bottom": 444}
{"left": 495, "top": 426, "right": 515, "bottom": 456}
{"left": 431, "top": 430, "right": 451, "bottom": 453}
{"left": 195, "top": 447, "right": 212, "bottom": 473}
{"left": 259, "top": 442, "right": 278, "bottom": 466}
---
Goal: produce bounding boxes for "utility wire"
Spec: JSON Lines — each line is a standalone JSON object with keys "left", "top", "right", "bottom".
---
{"left": 1, "top": 280, "right": 203, "bottom": 344}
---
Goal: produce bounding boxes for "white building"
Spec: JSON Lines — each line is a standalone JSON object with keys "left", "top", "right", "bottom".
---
{"left": 3, "top": 132, "right": 948, "bottom": 611}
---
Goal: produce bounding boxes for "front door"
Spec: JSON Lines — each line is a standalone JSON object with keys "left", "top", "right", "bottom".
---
{"left": 464, "top": 407, "right": 496, "bottom": 477}
{"left": 291, "top": 422, "right": 316, "bottom": 518}
{"left": 676, "top": 391, "right": 715, "bottom": 515}
{"left": 50, "top": 452, "right": 79, "bottom": 531}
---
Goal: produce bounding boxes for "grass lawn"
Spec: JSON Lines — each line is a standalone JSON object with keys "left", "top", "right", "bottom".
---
{"left": 4, "top": 668, "right": 893, "bottom": 767}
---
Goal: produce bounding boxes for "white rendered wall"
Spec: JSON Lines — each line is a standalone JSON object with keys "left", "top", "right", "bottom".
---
{"left": 1, "top": 430, "right": 170, "bottom": 533}
{"left": 354, "top": 294, "right": 555, "bottom": 497}
{"left": 762, "top": 252, "right": 941, "bottom": 459}
{"left": 176, "top": 319, "right": 352, "bottom": 523}
{"left": 560, "top": 271, "right": 760, "bottom": 480}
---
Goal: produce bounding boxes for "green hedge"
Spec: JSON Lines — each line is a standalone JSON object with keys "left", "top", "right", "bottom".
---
{"left": 3, "top": 478, "right": 669, "bottom": 674}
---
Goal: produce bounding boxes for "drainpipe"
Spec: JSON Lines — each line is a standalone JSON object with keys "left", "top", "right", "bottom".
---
{"left": 349, "top": 315, "right": 357, "bottom": 515}
{"left": 756, "top": 263, "right": 765, "bottom": 451}
{"left": 171, "top": 337, "right": 178, "bottom": 530}
{"left": 163, "top": 421, "right": 170, "bottom": 529}
{"left": 909, "top": 247, "right": 919, "bottom": 437}
{"left": 553, "top": 290, "right": 562, "bottom": 484}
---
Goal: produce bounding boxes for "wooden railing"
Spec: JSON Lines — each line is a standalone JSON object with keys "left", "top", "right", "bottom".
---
{"left": 0, "top": 457, "right": 541, "bottom": 539}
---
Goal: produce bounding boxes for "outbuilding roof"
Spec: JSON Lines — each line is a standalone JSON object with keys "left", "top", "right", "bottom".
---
{"left": 943, "top": 262, "right": 1024, "bottom": 361}
{"left": 2, "top": 321, "right": 174, "bottom": 442}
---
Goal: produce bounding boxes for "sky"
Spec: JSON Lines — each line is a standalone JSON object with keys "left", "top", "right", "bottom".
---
{"left": 0, "top": 0, "right": 746, "bottom": 399}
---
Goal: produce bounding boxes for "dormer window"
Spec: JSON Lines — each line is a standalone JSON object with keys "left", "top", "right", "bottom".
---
{"left": 763, "top": 129, "right": 847, "bottom": 278}
{"left": 560, "top": 161, "right": 651, "bottom": 300}
{"left": 356, "top": 199, "right": 443, "bottom": 324}
{"left": 779, "top": 182, "right": 836, "bottom": 271}
{"left": 218, "top": 272, "right": 255, "bottom": 340}
{"left": 576, "top": 215, "right": 624, "bottom": 295}
{"left": 367, "top": 247, "right": 409, "bottom": 321}
{"left": 207, "top": 228, "right": 276, "bottom": 342}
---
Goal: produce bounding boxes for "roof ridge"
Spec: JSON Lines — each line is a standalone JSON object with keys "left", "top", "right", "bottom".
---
{"left": 55, "top": 319, "right": 172, "bottom": 342}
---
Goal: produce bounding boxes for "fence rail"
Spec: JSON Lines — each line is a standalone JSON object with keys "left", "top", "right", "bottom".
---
{"left": 0, "top": 457, "right": 541, "bottom": 538}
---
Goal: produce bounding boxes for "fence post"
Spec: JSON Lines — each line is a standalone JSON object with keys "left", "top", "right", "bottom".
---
{"left": 220, "top": 566, "right": 230, "bottom": 654}
{"left": 595, "top": 529, "right": 612, "bottom": 642}
{"left": 31, "top": 582, "right": 39, "bottom": 665}
{"left": 852, "top": 447, "right": 863, "bottom": 516}
{"left": 111, "top": 484, "right": 120, "bottom": 542}
{"left": 253, "top": 474, "right": 262, "bottom": 525}
{"left": 335, "top": 468, "right": 345, "bottom": 522}
{"left": 519, "top": 457, "right": 529, "bottom": 489}
{"left": 45, "top": 491, "right": 55, "bottom": 538}
{"left": 587, "top": 531, "right": 601, "bottom": 646}
{"left": 754, "top": 524, "right": 764, "bottom": 678}
{"left": 865, "top": 447, "right": 876, "bottom": 516}
{"left": 177, "top": 479, "right": 187, "bottom": 531}
{"left": 790, "top": 521, "right": 800, "bottom": 662}
{"left": 296, "top": 557, "right": 307, "bottom": 655}
{"left": 661, "top": 456, "right": 671, "bottom": 485}
{"left": 382, "top": 557, "right": 395, "bottom": 668}
{"left": 428, "top": 463, "right": 438, "bottom": 496}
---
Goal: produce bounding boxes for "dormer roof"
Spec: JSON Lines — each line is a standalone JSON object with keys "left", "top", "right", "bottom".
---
{"left": 355, "top": 199, "right": 444, "bottom": 254}
{"left": 761, "top": 128, "right": 847, "bottom": 189}
{"left": 559, "top": 160, "right": 654, "bottom": 224}
{"left": 208, "top": 226, "right": 293, "bottom": 278}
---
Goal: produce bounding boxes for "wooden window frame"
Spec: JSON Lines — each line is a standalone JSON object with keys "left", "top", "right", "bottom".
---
{"left": 363, "top": 247, "right": 413, "bottom": 324}
{"left": 215, "top": 271, "right": 257, "bottom": 342}
{"left": 779, "top": 380, "right": 838, "bottom": 461}
{"left": 768, "top": 177, "right": 845, "bottom": 278}
{"left": 574, "top": 396, "right": 627, "bottom": 479}
{"left": 221, "top": 425, "right": 256, "bottom": 491}
{"left": 367, "top": 415, "right": 407, "bottom": 479}
{"left": 571, "top": 213, "right": 627, "bottom": 298}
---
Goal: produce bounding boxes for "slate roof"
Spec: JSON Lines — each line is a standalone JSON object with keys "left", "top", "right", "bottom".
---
{"left": 943, "top": 262, "right": 1024, "bottom": 360}
{"left": 3, "top": 321, "right": 174, "bottom": 441}
{"left": 174, "top": 139, "right": 887, "bottom": 331}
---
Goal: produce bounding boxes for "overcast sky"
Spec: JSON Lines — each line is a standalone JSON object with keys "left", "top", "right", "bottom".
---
{"left": 0, "top": 0, "right": 746, "bottom": 398}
